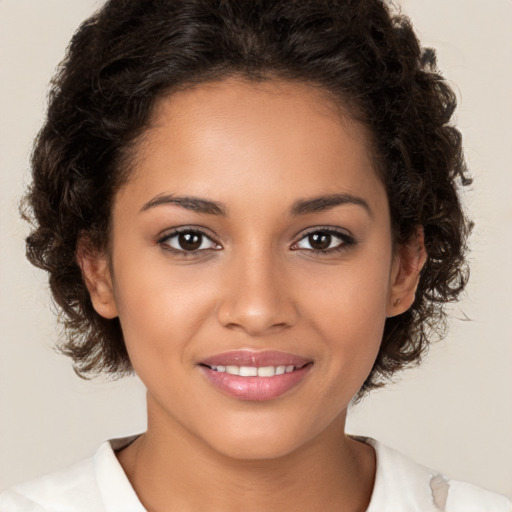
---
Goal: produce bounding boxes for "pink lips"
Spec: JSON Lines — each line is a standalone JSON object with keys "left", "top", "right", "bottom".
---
{"left": 199, "top": 350, "right": 313, "bottom": 402}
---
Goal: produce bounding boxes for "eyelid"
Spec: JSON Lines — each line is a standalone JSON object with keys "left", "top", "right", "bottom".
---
{"left": 154, "top": 225, "right": 355, "bottom": 255}
{"left": 290, "top": 226, "right": 356, "bottom": 252}
{"left": 156, "top": 226, "right": 222, "bottom": 253}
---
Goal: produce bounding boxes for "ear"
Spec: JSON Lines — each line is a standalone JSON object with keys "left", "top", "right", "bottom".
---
{"left": 77, "top": 242, "right": 118, "bottom": 319}
{"left": 387, "top": 227, "right": 427, "bottom": 317}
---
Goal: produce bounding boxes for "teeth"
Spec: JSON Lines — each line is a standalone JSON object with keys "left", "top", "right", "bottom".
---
{"left": 258, "top": 366, "right": 275, "bottom": 377}
{"left": 210, "top": 365, "right": 298, "bottom": 377}
{"left": 239, "top": 366, "right": 258, "bottom": 377}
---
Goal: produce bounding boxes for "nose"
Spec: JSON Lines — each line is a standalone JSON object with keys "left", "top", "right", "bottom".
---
{"left": 217, "top": 249, "right": 298, "bottom": 336}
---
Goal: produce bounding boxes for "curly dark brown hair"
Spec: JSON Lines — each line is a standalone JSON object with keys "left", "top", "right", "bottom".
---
{"left": 23, "top": 0, "right": 471, "bottom": 396}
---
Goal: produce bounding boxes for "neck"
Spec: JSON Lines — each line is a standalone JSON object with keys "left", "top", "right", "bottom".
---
{"left": 117, "top": 398, "right": 375, "bottom": 512}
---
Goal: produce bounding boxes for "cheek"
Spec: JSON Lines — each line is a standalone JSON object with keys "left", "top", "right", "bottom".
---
{"left": 111, "top": 254, "right": 219, "bottom": 366}
{"left": 298, "top": 249, "right": 392, "bottom": 377}
{"left": 303, "top": 251, "right": 391, "bottom": 330}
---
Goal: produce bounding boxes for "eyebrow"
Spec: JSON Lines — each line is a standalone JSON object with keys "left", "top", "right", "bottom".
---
{"left": 140, "top": 192, "right": 372, "bottom": 218}
{"left": 140, "top": 194, "right": 226, "bottom": 216}
{"left": 290, "top": 193, "right": 373, "bottom": 217}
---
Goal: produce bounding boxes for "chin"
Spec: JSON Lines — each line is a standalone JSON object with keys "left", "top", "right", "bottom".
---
{"left": 197, "top": 414, "right": 325, "bottom": 462}
{"left": 212, "top": 434, "right": 304, "bottom": 462}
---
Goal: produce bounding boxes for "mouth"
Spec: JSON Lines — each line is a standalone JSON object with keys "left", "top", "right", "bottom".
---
{"left": 198, "top": 350, "right": 313, "bottom": 401}
{"left": 201, "top": 364, "right": 303, "bottom": 377}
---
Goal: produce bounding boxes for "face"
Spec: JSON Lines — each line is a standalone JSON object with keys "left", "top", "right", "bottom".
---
{"left": 85, "top": 78, "right": 420, "bottom": 460}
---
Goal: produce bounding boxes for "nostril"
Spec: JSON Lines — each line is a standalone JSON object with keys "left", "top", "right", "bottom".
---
{"left": 220, "top": 316, "right": 293, "bottom": 336}
{"left": 216, "top": 279, "right": 299, "bottom": 334}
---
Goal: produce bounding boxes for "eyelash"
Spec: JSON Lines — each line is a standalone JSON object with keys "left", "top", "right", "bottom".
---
{"left": 291, "top": 227, "right": 356, "bottom": 254}
{"left": 156, "top": 227, "right": 356, "bottom": 256}
{"left": 156, "top": 228, "right": 221, "bottom": 256}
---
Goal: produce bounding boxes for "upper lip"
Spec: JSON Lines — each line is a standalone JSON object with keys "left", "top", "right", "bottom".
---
{"left": 199, "top": 350, "right": 312, "bottom": 368}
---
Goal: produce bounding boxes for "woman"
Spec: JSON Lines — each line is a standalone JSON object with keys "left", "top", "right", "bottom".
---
{"left": 1, "top": 0, "right": 510, "bottom": 510}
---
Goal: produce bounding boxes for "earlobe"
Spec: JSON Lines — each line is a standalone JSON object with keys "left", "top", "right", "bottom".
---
{"left": 387, "top": 227, "right": 427, "bottom": 317}
{"left": 77, "top": 244, "right": 118, "bottom": 319}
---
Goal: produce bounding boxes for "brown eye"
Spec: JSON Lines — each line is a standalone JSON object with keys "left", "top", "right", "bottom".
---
{"left": 293, "top": 228, "right": 354, "bottom": 253}
{"left": 307, "top": 232, "right": 332, "bottom": 251}
{"left": 159, "top": 229, "right": 220, "bottom": 253}
{"left": 178, "top": 232, "right": 203, "bottom": 251}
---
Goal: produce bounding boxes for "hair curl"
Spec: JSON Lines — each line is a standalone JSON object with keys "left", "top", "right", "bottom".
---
{"left": 23, "top": 0, "right": 471, "bottom": 396}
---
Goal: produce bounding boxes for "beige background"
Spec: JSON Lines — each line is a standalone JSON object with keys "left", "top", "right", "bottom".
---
{"left": 1, "top": 0, "right": 511, "bottom": 497}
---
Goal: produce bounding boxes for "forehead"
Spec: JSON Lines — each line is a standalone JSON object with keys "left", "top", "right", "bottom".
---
{"left": 119, "top": 78, "right": 385, "bottom": 214}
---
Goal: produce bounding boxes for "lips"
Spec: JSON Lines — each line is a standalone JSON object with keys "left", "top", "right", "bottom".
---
{"left": 201, "top": 350, "right": 311, "bottom": 368}
{"left": 198, "top": 350, "right": 313, "bottom": 401}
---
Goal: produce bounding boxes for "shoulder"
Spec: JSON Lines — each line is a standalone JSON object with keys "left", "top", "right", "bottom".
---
{"left": 444, "top": 479, "right": 512, "bottom": 512}
{"left": 362, "top": 437, "right": 512, "bottom": 512}
{"left": 0, "top": 436, "right": 143, "bottom": 512}
{"left": 0, "top": 455, "right": 101, "bottom": 511}
{"left": 0, "top": 454, "right": 104, "bottom": 512}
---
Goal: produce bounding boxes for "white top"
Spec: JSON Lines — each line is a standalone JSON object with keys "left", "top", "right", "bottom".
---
{"left": 0, "top": 436, "right": 510, "bottom": 511}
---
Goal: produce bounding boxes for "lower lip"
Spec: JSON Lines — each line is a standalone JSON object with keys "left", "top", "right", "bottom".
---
{"left": 200, "top": 365, "right": 312, "bottom": 401}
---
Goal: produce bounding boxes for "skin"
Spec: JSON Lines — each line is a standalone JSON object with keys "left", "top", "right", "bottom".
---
{"left": 81, "top": 78, "right": 426, "bottom": 511}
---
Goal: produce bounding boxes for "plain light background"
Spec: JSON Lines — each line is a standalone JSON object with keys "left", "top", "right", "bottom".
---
{"left": 1, "top": 0, "right": 511, "bottom": 497}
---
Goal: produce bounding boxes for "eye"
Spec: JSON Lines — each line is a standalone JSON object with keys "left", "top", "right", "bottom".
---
{"left": 157, "top": 229, "right": 221, "bottom": 253}
{"left": 292, "top": 229, "right": 354, "bottom": 253}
